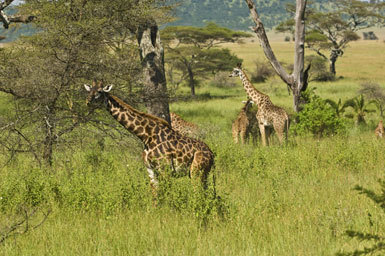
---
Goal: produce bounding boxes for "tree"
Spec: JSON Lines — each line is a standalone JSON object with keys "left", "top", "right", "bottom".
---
{"left": 359, "top": 82, "right": 385, "bottom": 117}
{"left": 276, "top": 0, "right": 385, "bottom": 76}
{"left": 137, "top": 18, "right": 171, "bottom": 123}
{"left": 244, "top": 0, "right": 310, "bottom": 113}
{"left": 0, "top": 0, "right": 171, "bottom": 165}
{"left": 0, "top": 0, "right": 35, "bottom": 29}
{"left": 325, "top": 98, "right": 347, "bottom": 117}
{"left": 343, "top": 95, "right": 375, "bottom": 125}
{"left": 161, "top": 22, "right": 249, "bottom": 96}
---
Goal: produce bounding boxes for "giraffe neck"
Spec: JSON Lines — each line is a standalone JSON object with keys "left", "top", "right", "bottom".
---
{"left": 103, "top": 93, "right": 169, "bottom": 143}
{"left": 239, "top": 70, "right": 270, "bottom": 108}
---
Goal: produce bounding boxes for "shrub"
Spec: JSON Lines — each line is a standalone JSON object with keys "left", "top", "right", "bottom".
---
{"left": 305, "top": 55, "right": 335, "bottom": 82}
{"left": 294, "top": 89, "right": 346, "bottom": 137}
{"left": 250, "top": 59, "right": 275, "bottom": 83}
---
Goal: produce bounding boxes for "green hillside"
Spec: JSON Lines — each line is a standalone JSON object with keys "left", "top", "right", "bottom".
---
{"left": 1, "top": 0, "right": 334, "bottom": 42}
{"left": 169, "top": 0, "right": 333, "bottom": 30}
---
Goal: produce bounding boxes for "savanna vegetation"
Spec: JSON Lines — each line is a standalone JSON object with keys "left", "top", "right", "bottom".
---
{"left": 0, "top": 1, "right": 385, "bottom": 256}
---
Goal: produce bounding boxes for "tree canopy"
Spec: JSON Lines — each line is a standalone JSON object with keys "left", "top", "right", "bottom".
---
{"left": 276, "top": 0, "right": 385, "bottom": 76}
{"left": 0, "top": 0, "right": 172, "bottom": 165}
{"left": 161, "top": 22, "right": 250, "bottom": 96}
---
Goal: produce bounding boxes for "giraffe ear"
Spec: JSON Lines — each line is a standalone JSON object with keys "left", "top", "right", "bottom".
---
{"left": 242, "top": 100, "right": 247, "bottom": 104}
{"left": 103, "top": 84, "right": 113, "bottom": 92}
{"left": 84, "top": 84, "right": 91, "bottom": 91}
{"left": 250, "top": 100, "right": 255, "bottom": 104}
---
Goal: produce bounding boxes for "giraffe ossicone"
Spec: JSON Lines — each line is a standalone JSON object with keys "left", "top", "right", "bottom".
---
{"left": 84, "top": 80, "right": 214, "bottom": 194}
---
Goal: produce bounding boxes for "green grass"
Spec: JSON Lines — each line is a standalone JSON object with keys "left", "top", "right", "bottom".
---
{"left": 1, "top": 38, "right": 385, "bottom": 255}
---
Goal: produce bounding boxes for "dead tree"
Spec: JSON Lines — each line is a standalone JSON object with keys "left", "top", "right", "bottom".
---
{"left": 0, "top": 0, "right": 35, "bottom": 30}
{"left": 244, "top": 0, "right": 310, "bottom": 112}
{"left": 137, "top": 19, "right": 171, "bottom": 124}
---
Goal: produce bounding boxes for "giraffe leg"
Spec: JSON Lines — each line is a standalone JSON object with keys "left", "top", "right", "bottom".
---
{"left": 142, "top": 151, "right": 158, "bottom": 201}
{"left": 259, "top": 123, "right": 268, "bottom": 146}
{"left": 190, "top": 151, "right": 209, "bottom": 189}
{"left": 233, "top": 131, "right": 239, "bottom": 144}
{"left": 240, "top": 130, "right": 246, "bottom": 144}
{"left": 273, "top": 122, "right": 286, "bottom": 145}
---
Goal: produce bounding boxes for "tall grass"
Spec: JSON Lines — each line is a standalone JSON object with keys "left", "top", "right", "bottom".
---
{"left": 1, "top": 38, "right": 385, "bottom": 255}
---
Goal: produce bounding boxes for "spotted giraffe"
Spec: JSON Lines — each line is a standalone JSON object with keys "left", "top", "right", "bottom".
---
{"left": 230, "top": 64, "right": 289, "bottom": 146}
{"left": 375, "top": 120, "right": 384, "bottom": 138}
{"left": 170, "top": 112, "right": 200, "bottom": 138}
{"left": 232, "top": 99, "right": 258, "bottom": 144}
{"left": 84, "top": 81, "right": 214, "bottom": 192}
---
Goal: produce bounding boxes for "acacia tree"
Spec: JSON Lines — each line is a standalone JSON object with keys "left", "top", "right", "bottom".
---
{"left": 244, "top": 0, "right": 310, "bottom": 112}
{"left": 161, "top": 22, "right": 249, "bottom": 96}
{"left": 0, "top": 0, "right": 171, "bottom": 165}
{"left": 276, "top": 0, "right": 385, "bottom": 76}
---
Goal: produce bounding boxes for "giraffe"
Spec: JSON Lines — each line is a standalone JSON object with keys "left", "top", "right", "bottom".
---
{"left": 170, "top": 112, "right": 200, "bottom": 138}
{"left": 230, "top": 64, "right": 289, "bottom": 146}
{"left": 232, "top": 100, "right": 259, "bottom": 144}
{"left": 375, "top": 120, "right": 384, "bottom": 138}
{"left": 84, "top": 81, "right": 214, "bottom": 193}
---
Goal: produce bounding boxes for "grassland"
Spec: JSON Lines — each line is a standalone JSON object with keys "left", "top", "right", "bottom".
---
{"left": 1, "top": 35, "right": 385, "bottom": 255}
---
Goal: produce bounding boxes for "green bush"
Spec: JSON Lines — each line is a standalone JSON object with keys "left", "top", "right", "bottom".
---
{"left": 294, "top": 90, "right": 346, "bottom": 137}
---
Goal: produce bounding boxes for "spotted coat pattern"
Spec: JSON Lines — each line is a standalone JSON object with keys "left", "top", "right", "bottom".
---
{"left": 170, "top": 112, "right": 200, "bottom": 138}
{"left": 230, "top": 65, "right": 289, "bottom": 146}
{"left": 232, "top": 100, "right": 258, "bottom": 144}
{"left": 84, "top": 81, "right": 214, "bottom": 190}
{"left": 375, "top": 120, "right": 384, "bottom": 138}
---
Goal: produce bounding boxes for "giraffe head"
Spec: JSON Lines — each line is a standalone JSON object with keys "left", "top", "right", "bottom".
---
{"left": 241, "top": 99, "right": 255, "bottom": 111}
{"left": 84, "top": 80, "right": 113, "bottom": 105}
{"left": 229, "top": 63, "right": 243, "bottom": 78}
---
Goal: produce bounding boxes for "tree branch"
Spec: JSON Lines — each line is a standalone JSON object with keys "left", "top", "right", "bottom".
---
{"left": 0, "top": 0, "right": 35, "bottom": 29}
{"left": 244, "top": 0, "right": 293, "bottom": 86}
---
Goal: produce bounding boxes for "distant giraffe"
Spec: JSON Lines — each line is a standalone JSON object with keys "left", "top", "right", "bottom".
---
{"left": 170, "top": 112, "right": 200, "bottom": 138}
{"left": 232, "top": 100, "right": 259, "bottom": 144}
{"left": 230, "top": 64, "right": 289, "bottom": 146}
{"left": 84, "top": 81, "right": 214, "bottom": 193}
{"left": 375, "top": 120, "right": 384, "bottom": 138}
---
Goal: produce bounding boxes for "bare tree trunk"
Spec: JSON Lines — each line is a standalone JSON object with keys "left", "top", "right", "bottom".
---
{"left": 187, "top": 66, "right": 195, "bottom": 96}
{"left": 244, "top": 0, "right": 309, "bottom": 113}
{"left": 42, "top": 106, "right": 55, "bottom": 166}
{"left": 137, "top": 20, "right": 171, "bottom": 124}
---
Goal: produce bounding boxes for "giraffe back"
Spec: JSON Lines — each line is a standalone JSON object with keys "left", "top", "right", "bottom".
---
{"left": 170, "top": 112, "right": 200, "bottom": 138}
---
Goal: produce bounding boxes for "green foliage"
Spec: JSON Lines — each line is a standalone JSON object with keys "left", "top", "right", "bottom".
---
{"left": 155, "top": 167, "right": 231, "bottom": 225}
{"left": 343, "top": 95, "right": 376, "bottom": 125}
{"left": 294, "top": 89, "right": 346, "bottom": 137}
{"left": 162, "top": 23, "right": 246, "bottom": 95}
{"left": 359, "top": 82, "right": 385, "bottom": 117}
{"left": 325, "top": 98, "right": 346, "bottom": 117}
{"left": 337, "top": 180, "right": 385, "bottom": 256}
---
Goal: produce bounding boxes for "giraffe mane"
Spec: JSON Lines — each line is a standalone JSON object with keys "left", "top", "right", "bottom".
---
{"left": 240, "top": 68, "right": 268, "bottom": 97}
{"left": 109, "top": 95, "right": 171, "bottom": 128}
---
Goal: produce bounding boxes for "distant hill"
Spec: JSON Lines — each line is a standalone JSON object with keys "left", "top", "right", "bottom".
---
{"left": 169, "top": 0, "right": 334, "bottom": 30}
{"left": 1, "top": 0, "right": 334, "bottom": 42}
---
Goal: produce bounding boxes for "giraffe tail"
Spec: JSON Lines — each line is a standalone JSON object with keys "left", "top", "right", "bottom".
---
{"left": 285, "top": 117, "right": 291, "bottom": 142}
